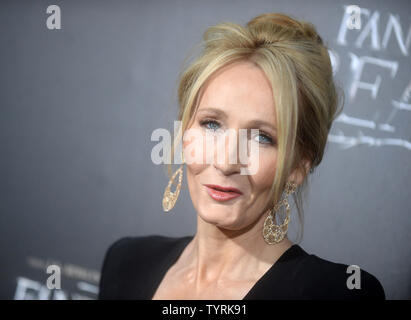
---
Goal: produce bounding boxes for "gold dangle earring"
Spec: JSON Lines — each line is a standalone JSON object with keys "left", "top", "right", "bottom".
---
{"left": 263, "top": 181, "right": 297, "bottom": 244}
{"left": 162, "top": 160, "right": 184, "bottom": 212}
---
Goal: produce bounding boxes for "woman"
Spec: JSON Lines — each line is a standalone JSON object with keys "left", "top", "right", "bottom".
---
{"left": 98, "top": 13, "right": 385, "bottom": 300}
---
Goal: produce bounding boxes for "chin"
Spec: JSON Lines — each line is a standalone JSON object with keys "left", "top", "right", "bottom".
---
{"left": 198, "top": 206, "right": 244, "bottom": 229}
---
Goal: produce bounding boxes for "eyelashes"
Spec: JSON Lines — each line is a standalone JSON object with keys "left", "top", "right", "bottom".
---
{"left": 200, "top": 119, "right": 220, "bottom": 131}
{"left": 198, "top": 119, "right": 276, "bottom": 146}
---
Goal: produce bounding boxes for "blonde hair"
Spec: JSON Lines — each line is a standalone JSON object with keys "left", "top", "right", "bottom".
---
{"left": 167, "top": 12, "right": 343, "bottom": 243}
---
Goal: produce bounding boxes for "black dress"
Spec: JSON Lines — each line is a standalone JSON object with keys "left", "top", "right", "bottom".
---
{"left": 98, "top": 235, "right": 385, "bottom": 300}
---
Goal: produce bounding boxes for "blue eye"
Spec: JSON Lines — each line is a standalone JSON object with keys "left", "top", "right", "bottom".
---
{"left": 254, "top": 133, "right": 274, "bottom": 145}
{"left": 200, "top": 120, "right": 220, "bottom": 131}
{"left": 199, "top": 119, "right": 275, "bottom": 146}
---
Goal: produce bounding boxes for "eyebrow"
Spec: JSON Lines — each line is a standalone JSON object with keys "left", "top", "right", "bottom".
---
{"left": 247, "top": 119, "right": 277, "bottom": 133}
{"left": 197, "top": 107, "right": 277, "bottom": 132}
{"left": 197, "top": 107, "right": 227, "bottom": 119}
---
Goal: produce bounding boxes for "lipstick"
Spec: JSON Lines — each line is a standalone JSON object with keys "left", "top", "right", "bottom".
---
{"left": 204, "top": 184, "right": 242, "bottom": 202}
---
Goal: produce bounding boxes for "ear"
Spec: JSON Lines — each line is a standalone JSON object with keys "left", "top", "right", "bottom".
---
{"left": 288, "top": 159, "right": 311, "bottom": 186}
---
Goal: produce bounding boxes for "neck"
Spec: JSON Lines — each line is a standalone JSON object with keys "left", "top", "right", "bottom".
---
{"left": 184, "top": 212, "right": 294, "bottom": 286}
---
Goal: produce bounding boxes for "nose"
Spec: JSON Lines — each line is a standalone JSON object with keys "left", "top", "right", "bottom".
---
{"left": 212, "top": 128, "right": 244, "bottom": 176}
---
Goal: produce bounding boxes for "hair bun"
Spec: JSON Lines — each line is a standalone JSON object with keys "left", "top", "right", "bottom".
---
{"left": 246, "top": 13, "right": 323, "bottom": 45}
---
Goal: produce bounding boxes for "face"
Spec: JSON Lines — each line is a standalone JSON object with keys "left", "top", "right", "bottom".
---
{"left": 182, "top": 60, "right": 298, "bottom": 231}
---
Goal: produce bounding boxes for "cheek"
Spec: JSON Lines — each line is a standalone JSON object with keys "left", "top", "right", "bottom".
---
{"left": 182, "top": 130, "right": 207, "bottom": 195}
{"left": 252, "top": 149, "right": 277, "bottom": 191}
{"left": 185, "top": 161, "right": 204, "bottom": 179}
{"left": 182, "top": 126, "right": 209, "bottom": 170}
{"left": 185, "top": 158, "right": 209, "bottom": 217}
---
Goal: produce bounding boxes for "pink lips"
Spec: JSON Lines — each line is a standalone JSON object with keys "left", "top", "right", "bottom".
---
{"left": 204, "top": 184, "right": 243, "bottom": 202}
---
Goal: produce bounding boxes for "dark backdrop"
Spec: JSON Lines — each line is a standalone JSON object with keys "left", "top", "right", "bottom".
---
{"left": 0, "top": 0, "right": 410, "bottom": 299}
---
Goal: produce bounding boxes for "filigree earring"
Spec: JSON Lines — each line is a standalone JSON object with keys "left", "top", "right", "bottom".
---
{"left": 162, "top": 163, "right": 184, "bottom": 212}
{"left": 262, "top": 181, "right": 297, "bottom": 244}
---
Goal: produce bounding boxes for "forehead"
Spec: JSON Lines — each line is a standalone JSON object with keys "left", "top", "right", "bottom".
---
{"left": 197, "top": 60, "right": 276, "bottom": 123}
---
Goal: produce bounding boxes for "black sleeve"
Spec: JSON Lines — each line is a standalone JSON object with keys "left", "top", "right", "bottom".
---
{"left": 299, "top": 255, "right": 386, "bottom": 300}
{"left": 356, "top": 269, "right": 386, "bottom": 300}
{"left": 98, "top": 237, "right": 133, "bottom": 300}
